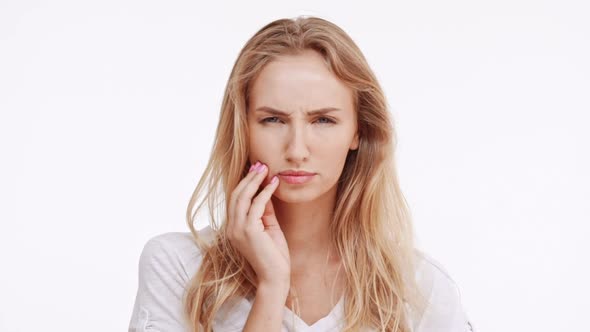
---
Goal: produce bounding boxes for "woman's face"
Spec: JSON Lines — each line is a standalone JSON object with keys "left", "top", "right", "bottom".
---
{"left": 247, "top": 49, "right": 359, "bottom": 203}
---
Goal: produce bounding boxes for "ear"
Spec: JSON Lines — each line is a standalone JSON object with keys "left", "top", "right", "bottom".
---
{"left": 350, "top": 131, "right": 359, "bottom": 150}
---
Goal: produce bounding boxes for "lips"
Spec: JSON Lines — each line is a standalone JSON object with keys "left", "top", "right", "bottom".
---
{"left": 278, "top": 170, "right": 316, "bottom": 184}
{"left": 279, "top": 170, "right": 315, "bottom": 176}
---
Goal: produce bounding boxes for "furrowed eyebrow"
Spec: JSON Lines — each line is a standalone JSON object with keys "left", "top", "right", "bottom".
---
{"left": 254, "top": 106, "right": 341, "bottom": 116}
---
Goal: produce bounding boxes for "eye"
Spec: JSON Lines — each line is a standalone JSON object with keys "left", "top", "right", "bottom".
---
{"left": 315, "top": 117, "right": 336, "bottom": 124}
{"left": 261, "top": 116, "right": 282, "bottom": 123}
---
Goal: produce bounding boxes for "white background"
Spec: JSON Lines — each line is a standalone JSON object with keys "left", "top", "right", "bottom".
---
{"left": 2, "top": 0, "right": 589, "bottom": 331}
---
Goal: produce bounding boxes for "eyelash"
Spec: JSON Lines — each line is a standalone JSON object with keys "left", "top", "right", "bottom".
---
{"left": 261, "top": 117, "right": 336, "bottom": 124}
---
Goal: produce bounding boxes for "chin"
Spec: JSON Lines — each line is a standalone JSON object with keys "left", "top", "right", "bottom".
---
{"left": 273, "top": 182, "right": 337, "bottom": 204}
{"left": 273, "top": 188, "right": 318, "bottom": 204}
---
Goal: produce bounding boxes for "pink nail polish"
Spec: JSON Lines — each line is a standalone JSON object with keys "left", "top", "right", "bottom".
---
{"left": 271, "top": 176, "right": 278, "bottom": 184}
{"left": 256, "top": 164, "right": 266, "bottom": 173}
{"left": 251, "top": 161, "right": 260, "bottom": 172}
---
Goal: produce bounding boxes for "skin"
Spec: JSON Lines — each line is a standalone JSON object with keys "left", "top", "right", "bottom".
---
{"left": 226, "top": 49, "right": 359, "bottom": 330}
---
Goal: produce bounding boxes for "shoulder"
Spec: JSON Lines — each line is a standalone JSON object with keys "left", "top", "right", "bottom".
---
{"left": 413, "top": 250, "right": 461, "bottom": 298}
{"left": 138, "top": 225, "right": 217, "bottom": 282}
{"left": 410, "top": 250, "right": 475, "bottom": 331}
{"left": 129, "top": 226, "right": 217, "bottom": 332}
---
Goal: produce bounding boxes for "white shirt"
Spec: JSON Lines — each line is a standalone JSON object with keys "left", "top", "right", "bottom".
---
{"left": 128, "top": 226, "right": 475, "bottom": 332}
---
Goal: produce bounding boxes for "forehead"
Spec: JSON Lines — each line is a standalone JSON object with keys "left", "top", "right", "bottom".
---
{"left": 248, "top": 50, "right": 354, "bottom": 112}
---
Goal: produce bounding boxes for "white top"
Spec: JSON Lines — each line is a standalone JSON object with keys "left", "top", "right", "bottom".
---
{"left": 128, "top": 226, "right": 475, "bottom": 332}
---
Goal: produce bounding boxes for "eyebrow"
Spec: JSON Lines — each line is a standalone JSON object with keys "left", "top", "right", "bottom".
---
{"left": 253, "top": 106, "right": 341, "bottom": 116}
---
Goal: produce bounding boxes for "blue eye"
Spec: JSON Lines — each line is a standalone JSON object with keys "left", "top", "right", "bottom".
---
{"left": 262, "top": 117, "right": 281, "bottom": 123}
{"left": 316, "top": 117, "right": 335, "bottom": 124}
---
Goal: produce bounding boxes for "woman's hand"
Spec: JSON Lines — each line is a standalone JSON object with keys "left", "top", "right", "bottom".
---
{"left": 226, "top": 161, "right": 290, "bottom": 288}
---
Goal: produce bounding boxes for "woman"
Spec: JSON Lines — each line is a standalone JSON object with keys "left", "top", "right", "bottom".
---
{"left": 129, "top": 16, "right": 474, "bottom": 332}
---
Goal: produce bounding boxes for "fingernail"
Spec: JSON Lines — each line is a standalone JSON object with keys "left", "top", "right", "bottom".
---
{"left": 250, "top": 161, "right": 260, "bottom": 172}
{"left": 271, "top": 176, "right": 278, "bottom": 184}
{"left": 256, "top": 164, "right": 266, "bottom": 173}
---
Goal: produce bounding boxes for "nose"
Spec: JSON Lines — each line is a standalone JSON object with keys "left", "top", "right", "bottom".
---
{"left": 284, "top": 122, "right": 310, "bottom": 164}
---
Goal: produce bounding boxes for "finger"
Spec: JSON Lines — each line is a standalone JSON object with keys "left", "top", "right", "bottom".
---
{"left": 233, "top": 163, "right": 269, "bottom": 218}
{"left": 260, "top": 196, "right": 279, "bottom": 228}
{"left": 228, "top": 162, "right": 261, "bottom": 227}
{"left": 247, "top": 175, "right": 280, "bottom": 224}
{"left": 233, "top": 164, "right": 270, "bottom": 228}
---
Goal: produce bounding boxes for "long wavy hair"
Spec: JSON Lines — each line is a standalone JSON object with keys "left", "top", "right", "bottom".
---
{"left": 184, "top": 16, "right": 427, "bottom": 331}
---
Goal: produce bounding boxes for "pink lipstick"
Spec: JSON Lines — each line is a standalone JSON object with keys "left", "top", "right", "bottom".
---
{"left": 278, "top": 170, "right": 316, "bottom": 185}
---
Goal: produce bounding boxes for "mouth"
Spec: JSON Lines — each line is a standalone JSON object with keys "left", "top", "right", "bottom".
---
{"left": 277, "top": 170, "right": 316, "bottom": 185}
{"left": 279, "top": 170, "right": 315, "bottom": 176}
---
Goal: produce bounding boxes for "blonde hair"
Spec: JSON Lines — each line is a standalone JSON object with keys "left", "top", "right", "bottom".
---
{"left": 184, "top": 16, "right": 426, "bottom": 331}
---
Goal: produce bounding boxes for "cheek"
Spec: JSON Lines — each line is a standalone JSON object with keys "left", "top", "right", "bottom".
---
{"left": 248, "top": 132, "right": 277, "bottom": 162}
{"left": 316, "top": 139, "right": 353, "bottom": 175}
{"left": 316, "top": 132, "right": 353, "bottom": 155}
